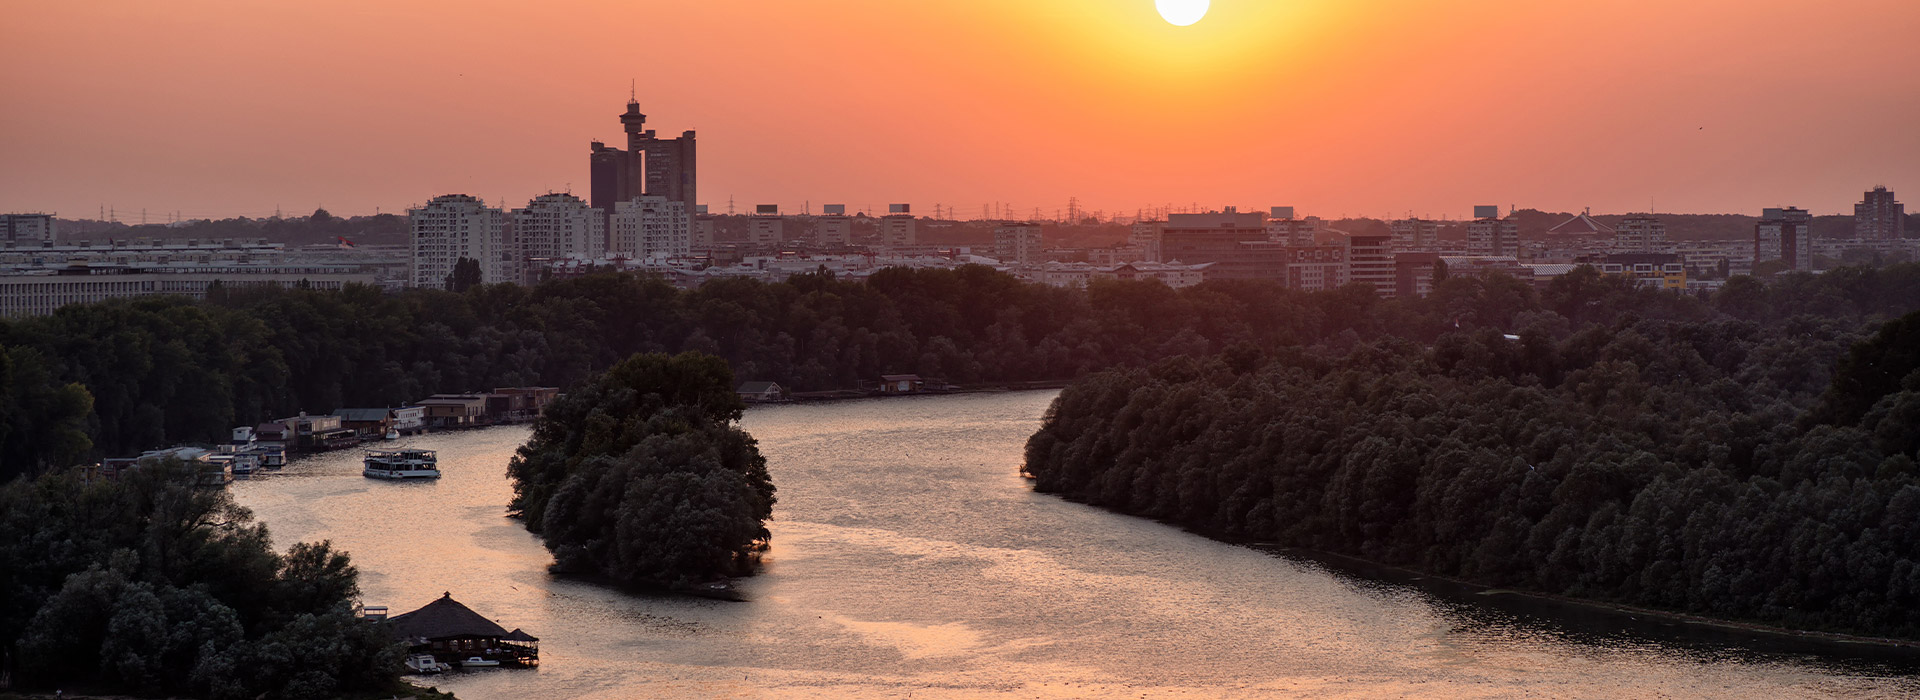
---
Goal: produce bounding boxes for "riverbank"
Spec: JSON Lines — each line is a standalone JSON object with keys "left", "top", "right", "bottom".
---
{"left": 1263, "top": 546, "right": 1920, "bottom": 658}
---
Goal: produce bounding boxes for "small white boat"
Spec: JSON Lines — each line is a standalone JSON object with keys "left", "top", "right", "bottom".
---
{"left": 363, "top": 449, "right": 440, "bottom": 479}
{"left": 458, "top": 656, "right": 500, "bottom": 668}
{"left": 384, "top": 428, "right": 400, "bottom": 440}
{"left": 406, "top": 654, "right": 451, "bottom": 674}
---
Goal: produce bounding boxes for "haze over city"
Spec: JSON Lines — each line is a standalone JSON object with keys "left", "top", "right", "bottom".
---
{"left": 4, "top": 0, "right": 1918, "bottom": 219}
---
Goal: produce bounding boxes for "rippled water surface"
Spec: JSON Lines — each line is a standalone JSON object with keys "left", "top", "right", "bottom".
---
{"left": 231, "top": 391, "right": 1920, "bottom": 698}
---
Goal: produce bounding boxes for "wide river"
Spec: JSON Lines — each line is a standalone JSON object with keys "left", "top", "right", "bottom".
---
{"left": 232, "top": 391, "right": 1920, "bottom": 699}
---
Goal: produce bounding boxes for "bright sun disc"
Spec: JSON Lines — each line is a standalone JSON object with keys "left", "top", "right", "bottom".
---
{"left": 1156, "top": 0, "right": 1209, "bottom": 26}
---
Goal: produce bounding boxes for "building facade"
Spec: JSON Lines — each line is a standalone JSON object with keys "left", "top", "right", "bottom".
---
{"left": 0, "top": 266, "right": 376, "bottom": 317}
{"left": 514, "top": 193, "right": 605, "bottom": 262}
{"left": 1129, "top": 220, "right": 1163, "bottom": 262}
{"left": 1856, "top": 186, "right": 1905, "bottom": 239}
{"left": 993, "top": 223, "right": 1043, "bottom": 266}
{"left": 609, "top": 196, "right": 689, "bottom": 259}
{"left": 815, "top": 214, "right": 852, "bottom": 247}
{"left": 1612, "top": 216, "right": 1668, "bottom": 253}
{"left": 1390, "top": 218, "right": 1439, "bottom": 251}
{"left": 1344, "top": 233, "right": 1395, "bottom": 295}
{"left": 1468, "top": 212, "right": 1519, "bottom": 257}
{"left": 1755, "top": 206, "right": 1813, "bottom": 272}
{"left": 1, "top": 214, "right": 56, "bottom": 243}
{"left": 408, "top": 194, "right": 512, "bottom": 288}
{"left": 882, "top": 213, "right": 917, "bottom": 248}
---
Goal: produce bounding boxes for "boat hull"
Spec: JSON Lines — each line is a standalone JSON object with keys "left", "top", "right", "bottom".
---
{"left": 364, "top": 467, "right": 440, "bottom": 479}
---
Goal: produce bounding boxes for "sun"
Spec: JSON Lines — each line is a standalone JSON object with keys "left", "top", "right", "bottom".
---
{"left": 1155, "top": 0, "right": 1210, "bottom": 26}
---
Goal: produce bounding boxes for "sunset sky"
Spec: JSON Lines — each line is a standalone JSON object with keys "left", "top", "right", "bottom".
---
{"left": 3, "top": 0, "right": 1917, "bottom": 221}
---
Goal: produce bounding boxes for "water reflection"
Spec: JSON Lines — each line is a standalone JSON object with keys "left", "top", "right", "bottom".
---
{"left": 230, "top": 391, "right": 1920, "bottom": 699}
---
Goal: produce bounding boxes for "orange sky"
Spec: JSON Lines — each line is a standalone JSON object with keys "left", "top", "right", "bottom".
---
{"left": 3, "top": 0, "right": 1917, "bottom": 221}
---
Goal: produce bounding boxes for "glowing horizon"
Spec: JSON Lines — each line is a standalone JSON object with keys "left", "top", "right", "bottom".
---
{"left": 1, "top": 0, "right": 1917, "bottom": 221}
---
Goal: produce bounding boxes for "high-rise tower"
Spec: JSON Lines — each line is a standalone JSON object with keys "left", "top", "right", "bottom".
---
{"left": 590, "top": 98, "right": 697, "bottom": 217}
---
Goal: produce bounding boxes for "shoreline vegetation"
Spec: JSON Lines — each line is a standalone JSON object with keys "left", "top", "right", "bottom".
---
{"left": 507, "top": 352, "right": 776, "bottom": 594}
{"left": 1025, "top": 300, "right": 1920, "bottom": 643}
{"left": 1266, "top": 546, "right": 1920, "bottom": 656}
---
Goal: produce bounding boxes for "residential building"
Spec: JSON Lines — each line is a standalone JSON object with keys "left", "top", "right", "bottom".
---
{"left": 1599, "top": 253, "right": 1687, "bottom": 290}
{"left": 1129, "top": 220, "right": 1163, "bottom": 261}
{"left": 994, "top": 223, "right": 1044, "bottom": 265}
{"left": 1390, "top": 218, "right": 1439, "bottom": 251}
{"left": 1856, "top": 186, "right": 1905, "bottom": 239}
{"left": 1266, "top": 209, "right": 1325, "bottom": 246}
{"left": 514, "top": 193, "right": 605, "bottom": 262}
{"left": 408, "top": 194, "right": 511, "bottom": 288}
{"left": 416, "top": 394, "right": 489, "bottom": 428}
{"left": 1612, "top": 216, "right": 1668, "bottom": 253}
{"left": 1468, "top": 206, "right": 1520, "bottom": 257}
{"left": 1285, "top": 245, "right": 1349, "bottom": 292}
{"left": 1, "top": 214, "right": 56, "bottom": 243}
{"left": 609, "top": 196, "right": 689, "bottom": 259}
{"left": 589, "top": 98, "right": 696, "bottom": 217}
{"left": 1344, "top": 233, "right": 1395, "bottom": 295}
{"left": 1754, "top": 206, "right": 1813, "bottom": 272}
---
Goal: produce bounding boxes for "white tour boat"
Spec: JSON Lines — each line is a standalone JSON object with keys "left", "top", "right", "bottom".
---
{"left": 363, "top": 449, "right": 440, "bottom": 479}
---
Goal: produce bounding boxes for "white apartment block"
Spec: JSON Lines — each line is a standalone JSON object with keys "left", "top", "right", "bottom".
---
{"left": 993, "top": 223, "right": 1044, "bottom": 266}
{"left": 1390, "top": 218, "right": 1439, "bottom": 251}
{"left": 610, "top": 196, "right": 689, "bottom": 260}
{"left": 514, "top": 193, "right": 606, "bottom": 262}
{"left": 1267, "top": 215, "right": 1325, "bottom": 246}
{"left": 1612, "top": 216, "right": 1668, "bottom": 253}
{"left": 1344, "top": 234, "right": 1395, "bottom": 295}
{"left": 409, "top": 194, "right": 511, "bottom": 288}
{"left": 814, "top": 215, "right": 852, "bottom": 246}
{"left": 1468, "top": 217, "right": 1519, "bottom": 257}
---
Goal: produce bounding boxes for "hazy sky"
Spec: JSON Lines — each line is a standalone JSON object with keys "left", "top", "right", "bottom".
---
{"left": 3, "top": 0, "right": 1917, "bottom": 221}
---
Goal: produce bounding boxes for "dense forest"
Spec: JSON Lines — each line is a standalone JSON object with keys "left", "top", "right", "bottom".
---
{"left": 1026, "top": 282, "right": 1920, "bottom": 639}
{"left": 6, "top": 262, "right": 1920, "bottom": 481}
{"left": 508, "top": 352, "right": 775, "bottom": 590}
{"left": 0, "top": 461, "right": 409, "bottom": 698}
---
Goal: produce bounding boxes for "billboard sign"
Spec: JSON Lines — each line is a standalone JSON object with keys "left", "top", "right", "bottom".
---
{"left": 1473, "top": 205, "right": 1500, "bottom": 219}
{"left": 756, "top": 204, "right": 779, "bottom": 215}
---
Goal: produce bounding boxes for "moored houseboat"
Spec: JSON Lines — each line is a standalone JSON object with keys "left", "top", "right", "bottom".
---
{"left": 363, "top": 449, "right": 440, "bottom": 479}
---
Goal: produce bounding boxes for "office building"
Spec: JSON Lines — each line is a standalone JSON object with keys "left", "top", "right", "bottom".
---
{"left": 994, "top": 223, "right": 1044, "bottom": 266}
{"left": 749, "top": 206, "right": 784, "bottom": 247}
{"left": 514, "top": 193, "right": 605, "bottom": 261}
{"left": 1612, "top": 216, "right": 1667, "bottom": 253}
{"left": 408, "top": 194, "right": 512, "bottom": 288}
{"left": 1390, "top": 218, "right": 1439, "bottom": 251}
{"left": 1467, "top": 206, "right": 1519, "bottom": 257}
{"left": 0, "top": 265, "right": 375, "bottom": 317}
{"left": 1344, "top": 233, "right": 1395, "bottom": 295}
{"left": 1285, "top": 245, "right": 1349, "bottom": 291}
{"left": 1, "top": 214, "right": 56, "bottom": 243}
{"left": 882, "top": 205, "right": 916, "bottom": 247}
{"left": 609, "top": 196, "right": 689, "bottom": 259}
{"left": 589, "top": 99, "right": 697, "bottom": 216}
{"left": 1755, "top": 206, "right": 1812, "bottom": 272}
{"left": 1856, "top": 186, "right": 1905, "bottom": 239}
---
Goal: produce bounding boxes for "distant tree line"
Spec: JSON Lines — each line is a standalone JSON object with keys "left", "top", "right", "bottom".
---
{"left": 508, "top": 352, "right": 775, "bottom": 590}
{"left": 5, "top": 262, "right": 1920, "bottom": 484}
{"left": 0, "top": 460, "right": 405, "bottom": 698}
{"left": 1025, "top": 283, "right": 1920, "bottom": 639}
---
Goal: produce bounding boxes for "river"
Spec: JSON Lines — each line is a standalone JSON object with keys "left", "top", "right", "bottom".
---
{"left": 230, "top": 390, "right": 1920, "bottom": 699}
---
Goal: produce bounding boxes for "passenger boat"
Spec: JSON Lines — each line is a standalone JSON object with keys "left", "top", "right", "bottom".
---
{"left": 364, "top": 449, "right": 440, "bottom": 479}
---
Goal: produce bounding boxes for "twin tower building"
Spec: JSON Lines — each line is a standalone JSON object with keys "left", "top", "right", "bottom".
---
{"left": 408, "top": 99, "right": 699, "bottom": 288}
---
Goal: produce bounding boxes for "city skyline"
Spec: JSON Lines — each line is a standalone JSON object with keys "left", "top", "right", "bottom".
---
{"left": 4, "top": 0, "right": 1918, "bottom": 220}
